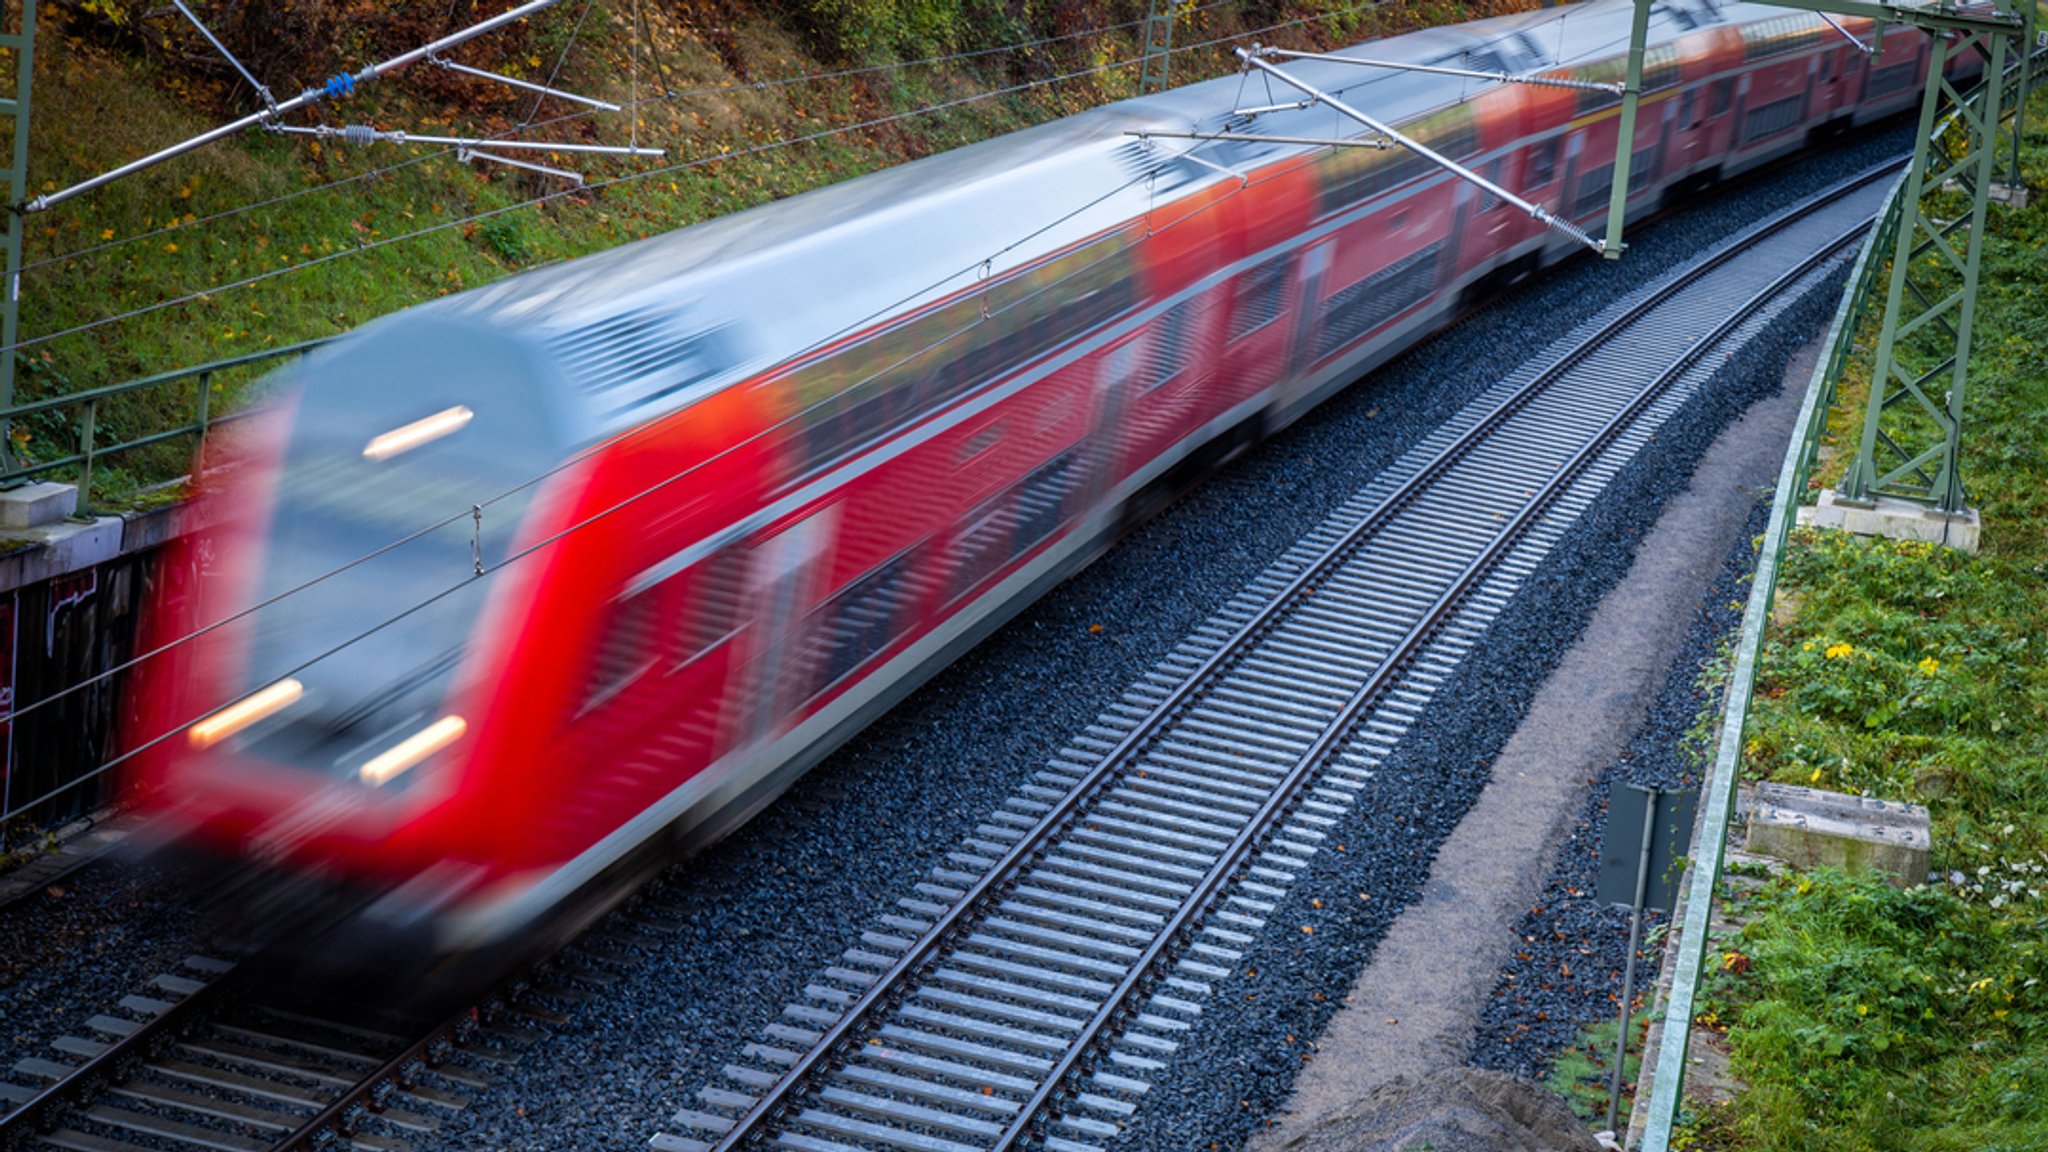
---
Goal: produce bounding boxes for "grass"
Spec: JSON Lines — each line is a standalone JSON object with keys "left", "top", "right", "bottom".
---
{"left": 10, "top": 0, "right": 1536, "bottom": 508}
{"left": 1678, "top": 83, "right": 2048, "bottom": 1152}
{"left": 1546, "top": 1014, "right": 1643, "bottom": 1130}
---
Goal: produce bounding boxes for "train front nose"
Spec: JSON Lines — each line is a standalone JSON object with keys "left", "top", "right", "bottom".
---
{"left": 141, "top": 316, "right": 577, "bottom": 979}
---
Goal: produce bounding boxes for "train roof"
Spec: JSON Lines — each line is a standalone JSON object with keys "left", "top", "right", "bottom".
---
{"left": 331, "top": 0, "right": 1765, "bottom": 443}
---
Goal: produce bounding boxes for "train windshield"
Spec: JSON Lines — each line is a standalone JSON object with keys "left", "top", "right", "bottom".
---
{"left": 229, "top": 318, "right": 569, "bottom": 785}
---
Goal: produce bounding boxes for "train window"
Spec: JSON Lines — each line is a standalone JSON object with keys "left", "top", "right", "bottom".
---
{"left": 810, "top": 548, "right": 923, "bottom": 695}
{"left": 1317, "top": 145, "right": 1427, "bottom": 217}
{"left": 582, "top": 589, "right": 664, "bottom": 713}
{"left": 1710, "top": 78, "right": 1734, "bottom": 117}
{"left": 1228, "top": 255, "right": 1292, "bottom": 343}
{"left": 948, "top": 493, "right": 1015, "bottom": 604}
{"left": 1681, "top": 89, "right": 1698, "bottom": 129}
{"left": 1012, "top": 449, "right": 1087, "bottom": 557}
{"left": 1411, "top": 104, "right": 1479, "bottom": 162}
{"left": 1629, "top": 145, "right": 1657, "bottom": 194}
{"left": 1144, "top": 303, "right": 1197, "bottom": 390}
{"left": 1525, "top": 138, "right": 1559, "bottom": 187}
{"left": 1569, "top": 45, "right": 1678, "bottom": 119}
{"left": 1478, "top": 160, "right": 1504, "bottom": 213}
{"left": 1316, "top": 242, "right": 1444, "bottom": 361}
{"left": 678, "top": 546, "right": 750, "bottom": 666}
{"left": 1743, "top": 95, "right": 1803, "bottom": 143}
{"left": 776, "top": 231, "right": 1138, "bottom": 484}
{"left": 1573, "top": 162, "right": 1615, "bottom": 218}
{"left": 1642, "top": 47, "right": 1681, "bottom": 93}
{"left": 1742, "top": 13, "right": 1824, "bottom": 62}
{"left": 1866, "top": 61, "right": 1916, "bottom": 97}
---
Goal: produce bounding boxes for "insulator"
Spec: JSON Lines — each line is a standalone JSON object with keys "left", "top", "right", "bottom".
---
{"left": 342, "top": 124, "right": 380, "bottom": 147}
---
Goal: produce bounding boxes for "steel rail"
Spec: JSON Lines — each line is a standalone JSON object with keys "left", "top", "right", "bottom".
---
{"left": 705, "top": 162, "right": 1899, "bottom": 1152}
{"left": 266, "top": 1000, "right": 481, "bottom": 1151}
{"left": 999, "top": 212, "right": 1878, "bottom": 1146}
{"left": 0, "top": 966, "right": 239, "bottom": 1144}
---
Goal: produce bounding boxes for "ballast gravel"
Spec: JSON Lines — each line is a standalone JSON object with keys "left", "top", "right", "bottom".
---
{"left": 1463, "top": 497, "right": 1770, "bottom": 1084}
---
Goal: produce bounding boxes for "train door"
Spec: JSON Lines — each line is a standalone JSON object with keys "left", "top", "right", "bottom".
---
{"left": 1462, "top": 160, "right": 1518, "bottom": 281}
{"left": 739, "top": 506, "right": 837, "bottom": 747}
{"left": 1289, "top": 241, "right": 1334, "bottom": 379}
{"left": 1556, "top": 132, "right": 1585, "bottom": 248}
{"left": 1090, "top": 339, "right": 1142, "bottom": 503}
{"left": 1648, "top": 98, "right": 1677, "bottom": 203}
{"left": 1732, "top": 71, "right": 1753, "bottom": 145}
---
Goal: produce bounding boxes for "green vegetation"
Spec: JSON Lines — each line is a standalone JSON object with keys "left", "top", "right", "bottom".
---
{"left": 1545, "top": 1014, "right": 1646, "bottom": 1128}
{"left": 11, "top": 0, "right": 1531, "bottom": 505}
{"left": 1682, "top": 85, "right": 2048, "bottom": 1152}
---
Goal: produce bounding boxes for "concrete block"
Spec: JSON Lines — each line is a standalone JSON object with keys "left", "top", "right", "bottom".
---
{"left": 1797, "top": 489, "right": 1979, "bottom": 553}
{"left": 0, "top": 481, "right": 78, "bottom": 530}
{"left": 1990, "top": 182, "right": 2030, "bottom": 209}
{"left": 0, "top": 516, "right": 125, "bottom": 593}
{"left": 1745, "top": 782, "right": 1931, "bottom": 885}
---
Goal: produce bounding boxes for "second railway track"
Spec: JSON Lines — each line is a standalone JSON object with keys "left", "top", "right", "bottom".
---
{"left": 654, "top": 165, "right": 1898, "bottom": 1152}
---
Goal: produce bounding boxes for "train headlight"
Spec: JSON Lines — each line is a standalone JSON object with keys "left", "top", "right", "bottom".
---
{"left": 189, "top": 679, "right": 304, "bottom": 748}
{"left": 362, "top": 405, "right": 474, "bottom": 461}
{"left": 360, "top": 715, "right": 468, "bottom": 786}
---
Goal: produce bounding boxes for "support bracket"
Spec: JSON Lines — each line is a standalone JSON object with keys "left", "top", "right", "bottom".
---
{"left": 1235, "top": 46, "right": 1606, "bottom": 254}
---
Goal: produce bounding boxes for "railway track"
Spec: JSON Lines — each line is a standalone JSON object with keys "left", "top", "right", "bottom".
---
{"left": 0, "top": 893, "right": 689, "bottom": 1152}
{"left": 653, "top": 164, "right": 1899, "bottom": 1152}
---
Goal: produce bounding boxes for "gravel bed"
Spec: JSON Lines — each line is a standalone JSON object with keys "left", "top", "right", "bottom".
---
{"left": 0, "top": 858, "right": 210, "bottom": 1080}
{"left": 1463, "top": 495, "right": 1768, "bottom": 1085}
{"left": 421, "top": 125, "right": 1909, "bottom": 1152}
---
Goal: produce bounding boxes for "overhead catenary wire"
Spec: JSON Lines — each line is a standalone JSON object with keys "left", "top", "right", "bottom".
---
{"left": 4, "top": 0, "right": 1365, "bottom": 358}
{"left": 19, "top": 5, "right": 1179, "bottom": 274}
{"left": 23, "top": 0, "right": 580, "bottom": 214}
{"left": 169, "top": 0, "right": 274, "bottom": 108}
{"left": 22, "top": 0, "right": 1559, "bottom": 359}
{"left": 0, "top": 0, "right": 1638, "bottom": 811}
{"left": 0, "top": 0, "right": 1609, "bottom": 743}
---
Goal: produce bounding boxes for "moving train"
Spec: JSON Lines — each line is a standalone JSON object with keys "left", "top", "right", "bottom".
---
{"left": 132, "top": 0, "right": 1934, "bottom": 980}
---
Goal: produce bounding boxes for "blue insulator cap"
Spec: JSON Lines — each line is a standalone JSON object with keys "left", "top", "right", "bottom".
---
{"left": 324, "top": 73, "right": 356, "bottom": 99}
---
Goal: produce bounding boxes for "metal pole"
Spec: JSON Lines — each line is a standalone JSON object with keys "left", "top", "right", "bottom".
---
{"left": 170, "top": 0, "right": 272, "bottom": 107}
{"left": 269, "top": 124, "right": 662, "bottom": 156}
{"left": 76, "top": 398, "right": 94, "bottom": 514}
{"left": 1140, "top": 0, "right": 1175, "bottom": 95}
{"left": 1259, "top": 47, "right": 1626, "bottom": 93}
{"left": 24, "top": 0, "right": 567, "bottom": 213}
{"left": 1237, "top": 49, "right": 1605, "bottom": 252}
{"left": 2010, "top": 6, "right": 2032, "bottom": 201}
{"left": 1608, "top": 786, "right": 1661, "bottom": 1133}
{"left": 1603, "top": 0, "right": 1656, "bottom": 258}
{"left": 0, "top": 0, "right": 30, "bottom": 478}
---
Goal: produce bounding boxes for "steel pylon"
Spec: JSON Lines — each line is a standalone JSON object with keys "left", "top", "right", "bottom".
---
{"left": 1839, "top": 12, "right": 2035, "bottom": 512}
{"left": 1139, "top": 0, "right": 1176, "bottom": 95}
{"left": 1613, "top": 0, "right": 2034, "bottom": 517}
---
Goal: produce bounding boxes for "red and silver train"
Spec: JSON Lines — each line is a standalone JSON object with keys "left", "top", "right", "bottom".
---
{"left": 132, "top": 0, "right": 1933, "bottom": 977}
